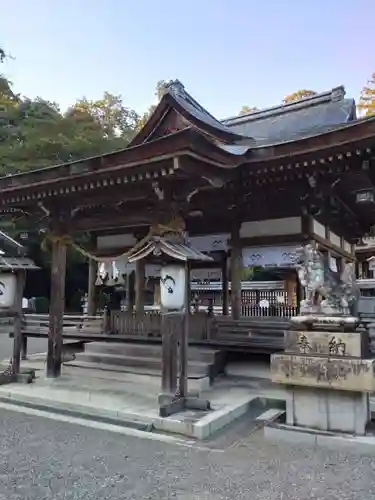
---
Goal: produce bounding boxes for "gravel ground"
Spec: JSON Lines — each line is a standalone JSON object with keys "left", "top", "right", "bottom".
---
{"left": 1, "top": 408, "right": 375, "bottom": 499}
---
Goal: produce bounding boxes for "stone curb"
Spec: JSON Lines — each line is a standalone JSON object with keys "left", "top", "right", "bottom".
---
{"left": 264, "top": 422, "right": 375, "bottom": 454}
{"left": 0, "top": 393, "right": 154, "bottom": 432}
{"left": 0, "top": 391, "right": 260, "bottom": 440}
{"left": 153, "top": 395, "right": 263, "bottom": 439}
{"left": 0, "top": 386, "right": 278, "bottom": 440}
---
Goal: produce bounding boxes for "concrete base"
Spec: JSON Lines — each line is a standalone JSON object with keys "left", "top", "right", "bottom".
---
{"left": 287, "top": 386, "right": 371, "bottom": 435}
{"left": 0, "top": 359, "right": 265, "bottom": 440}
{"left": 158, "top": 392, "right": 211, "bottom": 417}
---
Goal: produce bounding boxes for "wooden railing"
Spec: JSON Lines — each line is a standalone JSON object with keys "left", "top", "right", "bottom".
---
{"left": 8, "top": 310, "right": 295, "bottom": 355}
{"left": 241, "top": 305, "right": 299, "bottom": 317}
{"left": 22, "top": 314, "right": 104, "bottom": 335}
{"left": 109, "top": 310, "right": 213, "bottom": 341}
{"left": 211, "top": 316, "right": 289, "bottom": 349}
{"left": 112, "top": 304, "right": 299, "bottom": 318}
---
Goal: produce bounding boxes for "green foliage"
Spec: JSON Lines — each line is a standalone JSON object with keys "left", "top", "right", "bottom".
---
{"left": 0, "top": 48, "right": 144, "bottom": 269}
{"left": 283, "top": 89, "right": 317, "bottom": 104}
{"left": 0, "top": 49, "right": 141, "bottom": 175}
{"left": 34, "top": 296, "right": 49, "bottom": 313}
{"left": 0, "top": 89, "right": 140, "bottom": 174}
{"left": 239, "top": 105, "right": 258, "bottom": 115}
{"left": 136, "top": 80, "right": 169, "bottom": 131}
{"left": 358, "top": 73, "right": 375, "bottom": 116}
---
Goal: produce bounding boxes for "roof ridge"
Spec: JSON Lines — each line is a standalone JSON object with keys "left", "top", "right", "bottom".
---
{"left": 223, "top": 86, "right": 347, "bottom": 125}
{"left": 166, "top": 80, "right": 229, "bottom": 128}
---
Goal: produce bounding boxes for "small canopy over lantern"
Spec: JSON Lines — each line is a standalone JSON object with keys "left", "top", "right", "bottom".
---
{"left": 127, "top": 233, "right": 213, "bottom": 416}
{"left": 127, "top": 235, "right": 213, "bottom": 311}
{"left": 0, "top": 231, "right": 39, "bottom": 313}
{"left": 0, "top": 231, "right": 39, "bottom": 380}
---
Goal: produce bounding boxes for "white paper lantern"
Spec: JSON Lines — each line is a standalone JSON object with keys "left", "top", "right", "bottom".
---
{"left": 0, "top": 273, "right": 17, "bottom": 309}
{"left": 160, "top": 265, "right": 186, "bottom": 310}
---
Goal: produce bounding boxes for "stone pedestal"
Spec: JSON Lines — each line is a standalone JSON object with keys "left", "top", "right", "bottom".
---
{"left": 286, "top": 386, "right": 370, "bottom": 435}
{"left": 271, "top": 315, "right": 374, "bottom": 435}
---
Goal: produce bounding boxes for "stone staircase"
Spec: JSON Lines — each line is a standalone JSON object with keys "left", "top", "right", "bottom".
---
{"left": 65, "top": 342, "right": 226, "bottom": 383}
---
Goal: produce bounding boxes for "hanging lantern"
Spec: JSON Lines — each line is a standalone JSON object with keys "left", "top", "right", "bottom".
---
{"left": 160, "top": 264, "right": 186, "bottom": 310}
{"left": 0, "top": 273, "right": 17, "bottom": 309}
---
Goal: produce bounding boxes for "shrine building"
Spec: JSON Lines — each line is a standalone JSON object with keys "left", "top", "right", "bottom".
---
{"left": 1, "top": 80, "right": 375, "bottom": 377}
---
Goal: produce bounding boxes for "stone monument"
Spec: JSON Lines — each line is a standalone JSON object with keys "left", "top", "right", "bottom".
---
{"left": 271, "top": 243, "right": 374, "bottom": 435}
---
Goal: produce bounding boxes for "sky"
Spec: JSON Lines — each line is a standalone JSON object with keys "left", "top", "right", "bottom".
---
{"left": 1, "top": 0, "right": 375, "bottom": 119}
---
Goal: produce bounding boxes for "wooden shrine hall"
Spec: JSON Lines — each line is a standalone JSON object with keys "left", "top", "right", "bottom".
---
{"left": 1, "top": 80, "right": 375, "bottom": 379}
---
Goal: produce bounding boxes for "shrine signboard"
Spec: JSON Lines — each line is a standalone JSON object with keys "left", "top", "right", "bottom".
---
{"left": 284, "top": 330, "right": 365, "bottom": 358}
{"left": 271, "top": 354, "right": 375, "bottom": 392}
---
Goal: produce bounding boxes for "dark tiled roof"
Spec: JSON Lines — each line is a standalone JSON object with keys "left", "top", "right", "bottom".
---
{"left": 165, "top": 80, "right": 253, "bottom": 144}
{"left": 0, "top": 256, "right": 39, "bottom": 270}
{"left": 222, "top": 86, "right": 357, "bottom": 146}
{"left": 0, "top": 231, "right": 26, "bottom": 257}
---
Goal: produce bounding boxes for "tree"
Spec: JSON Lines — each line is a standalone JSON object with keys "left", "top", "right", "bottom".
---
{"left": 136, "top": 80, "right": 173, "bottom": 131}
{"left": 358, "top": 73, "right": 375, "bottom": 116}
{"left": 155, "top": 80, "right": 169, "bottom": 100}
{"left": 283, "top": 89, "right": 317, "bottom": 104}
{"left": 239, "top": 105, "right": 258, "bottom": 115}
{"left": 0, "top": 89, "right": 141, "bottom": 174}
{"left": 0, "top": 47, "right": 145, "bottom": 306}
{"left": 71, "top": 92, "right": 139, "bottom": 142}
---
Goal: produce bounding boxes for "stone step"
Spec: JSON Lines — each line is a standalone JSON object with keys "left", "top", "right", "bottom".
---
{"left": 72, "top": 352, "right": 213, "bottom": 378}
{"left": 84, "top": 342, "right": 223, "bottom": 365}
{"left": 65, "top": 360, "right": 210, "bottom": 382}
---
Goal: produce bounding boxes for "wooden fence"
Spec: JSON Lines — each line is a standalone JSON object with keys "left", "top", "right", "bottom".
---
{"left": 241, "top": 305, "right": 299, "bottom": 317}
{"left": 110, "top": 310, "right": 212, "bottom": 341}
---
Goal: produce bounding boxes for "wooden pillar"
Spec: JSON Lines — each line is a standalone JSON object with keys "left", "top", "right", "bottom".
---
{"left": 178, "top": 261, "right": 190, "bottom": 399}
{"left": 337, "top": 256, "right": 345, "bottom": 274}
{"left": 296, "top": 270, "right": 303, "bottom": 310}
{"left": 47, "top": 234, "right": 67, "bottom": 378}
{"left": 135, "top": 260, "right": 145, "bottom": 314}
{"left": 230, "top": 224, "right": 242, "bottom": 320}
{"left": 127, "top": 270, "right": 135, "bottom": 311}
{"left": 284, "top": 271, "right": 295, "bottom": 306}
{"left": 87, "top": 258, "right": 97, "bottom": 316}
{"left": 221, "top": 254, "right": 229, "bottom": 315}
{"left": 12, "top": 270, "right": 26, "bottom": 374}
{"left": 161, "top": 311, "right": 178, "bottom": 396}
{"left": 357, "top": 261, "right": 363, "bottom": 279}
